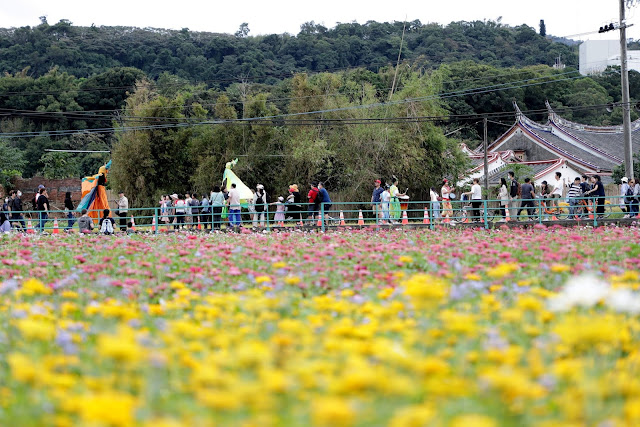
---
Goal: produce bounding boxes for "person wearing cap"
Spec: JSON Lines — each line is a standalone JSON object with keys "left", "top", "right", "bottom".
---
{"left": 371, "top": 179, "right": 384, "bottom": 220}
{"left": 621, "top": 177, "right": 631, "bottom": 217}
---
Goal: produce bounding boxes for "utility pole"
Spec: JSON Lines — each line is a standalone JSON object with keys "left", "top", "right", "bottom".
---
{"left": 620, "top": 0, "right": 634, "bottom": 177}
{"left": 483, "top": 117, "right": 489, "bottom": 193}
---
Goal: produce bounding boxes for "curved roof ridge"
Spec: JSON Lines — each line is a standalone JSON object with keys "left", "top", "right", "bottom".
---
{"left": 518, "top": 119, "right": 602, "bottom": 171}
{"left": 549, "top": 118, "right": 623, "bottom": 163}
{"left": 546, "top": 100, "right": 640, "bottom": 133}
{"left": 514, "top": 101, "right": 552, "bottom": 132}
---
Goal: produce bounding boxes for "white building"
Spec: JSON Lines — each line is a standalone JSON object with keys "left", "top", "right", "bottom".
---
{"left": 579, "top": 39, "right": 640, "bottom": 75}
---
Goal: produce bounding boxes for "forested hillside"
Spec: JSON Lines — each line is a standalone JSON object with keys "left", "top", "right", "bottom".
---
{"left": 0, "top": 18, "right": 576, "bottom": 85}
{"left": 2, "top": 19, "right": 639, "bottom": 204}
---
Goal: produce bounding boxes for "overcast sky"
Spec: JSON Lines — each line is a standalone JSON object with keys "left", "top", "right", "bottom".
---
{"left": 1, "top": 0, "right": 640, "bottom": 40}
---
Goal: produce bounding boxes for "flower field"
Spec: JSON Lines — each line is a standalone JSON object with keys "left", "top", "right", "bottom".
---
{"left": 2, "top": 227, "right": 640, "bottom": 426}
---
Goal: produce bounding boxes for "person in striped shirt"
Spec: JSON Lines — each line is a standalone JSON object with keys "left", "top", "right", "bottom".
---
{"left": 567, "top": 177, "right": 583, "bottom": 218}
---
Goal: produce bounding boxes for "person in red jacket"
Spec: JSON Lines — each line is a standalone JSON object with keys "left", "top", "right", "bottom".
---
{"left": 307, "top": 182, "right": 320, "bottom": 221}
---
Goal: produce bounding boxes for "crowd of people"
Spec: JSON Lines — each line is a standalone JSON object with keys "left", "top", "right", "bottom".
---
{"left": 0, "top": 171, "right": 634, "bottom": 234}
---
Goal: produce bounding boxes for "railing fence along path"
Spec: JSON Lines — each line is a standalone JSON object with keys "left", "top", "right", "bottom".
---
{"left": 2, "top": 195, "right": 638, "bottom": 233}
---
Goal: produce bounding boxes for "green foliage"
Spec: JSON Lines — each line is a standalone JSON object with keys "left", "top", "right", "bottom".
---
{"left": 39, "top": 151, "right": 79, "bottom": 179}
{"left": 0, "top": 139, "right": 25, "bottom": 187}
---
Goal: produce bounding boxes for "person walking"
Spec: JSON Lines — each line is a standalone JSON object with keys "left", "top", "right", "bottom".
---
{"left": 227, "top": 183, "right": 242, "bottom": 228}
{"left": 200, "top": 194, "right": 211, "bottom": 231}
{"left": 518, "top": 178, "right": 536, "bottom": 220}
{"left": 288, "top": 184, "right": 303, "bottom": 223}
{"left": 174, "top": 195, "right": 186, "bottom": 230}
{"left": 466, "top": 178, "right": 483, "bottom": 223}
{"left": 620, "top": 177, "right": 631, "bottom": 216}
{"left": 36, "top": 188, "right": 49, "bottom": 232}
{"left": 272, "top": 196, "right": 286, "bottom": 224}
{"left": 210, "top": 186, "right": 225, "bottom": 230}
{"left": 550, "top": 172, "right": 563, "bottom": 208}
{"left": 184, "top": 193, "right": 193, "bottom": 229}
{"left": 308, "top": 182, "right": 321, "bottom": 222}
{"left": 317, "top": 182, "right": 332, "bottom": 219}
{"left": 584, "top": 175, "right": 606, "bottom": 218}
{"left": 160, "top": 196, "right": 171, "bottom": 231}
{"left": 116, "top": 191, "right": 128, "bottom": 232}
{"left": 8, "top": 190, "right": 26, "bottom": 232}
{"left": 441, "top": 179, "right": 453, "bottom": 221}
{"left": 380, "top": 185, "right": 391, "bottom": 224}
{"left": 498, "top": 178, "right": 509, "bottom": 220}
{"left": 567, "top": 177, "right": 582, "bottom": 218}
{"left": 189, "top": 193, "right": 200, "bottom": 229}
{"left": 248, "top": 189, "right": 258, "bottom": 227}
{"left": 389, "top": 176, "right": 406, "bottom": 222}
{"left": 370, "top": 180, "right": 383, "bottom": 221}
{"left": 631, "top": 178, "right": 640, "bottom": 217}
{"left": 508, "top": 171, "right": 519, "bottom": 219}
{"left": 63, "top": 192, "right": 76, "bottom": 231}
{"left": 429, "top": 187, "right": 440, "bottom": 222}
{"left": 254, "top": 184, "right": 268, "bottom": 227}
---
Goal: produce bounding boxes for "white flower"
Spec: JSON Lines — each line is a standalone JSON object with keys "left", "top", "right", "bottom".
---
{"left": 548, "top": 274, "right": 610, "bottom": 311}
{"left": 606, "top": 288, "right": 640, "bottom": 315}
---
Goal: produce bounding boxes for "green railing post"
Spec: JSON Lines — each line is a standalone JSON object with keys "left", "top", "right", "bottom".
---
{"left": 593, "top": 197, "right": 598, "bottom": 227}
{"left": 266, "top": 203, "right": 270, "bottom": 231}
{"left": 538, "top": 199, "right": 542, "bottom": 224}
{"left": 321, "top": 203, "right": 325, "bottom": 232}
{"left": 483, "top": 200, "right": 489, "bottom": 229}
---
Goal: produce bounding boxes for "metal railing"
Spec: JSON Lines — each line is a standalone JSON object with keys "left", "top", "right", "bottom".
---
{"left": 1, "top": 194, "right": 637, "bottom": 233}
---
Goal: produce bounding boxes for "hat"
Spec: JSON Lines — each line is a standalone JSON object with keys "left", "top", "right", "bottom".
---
{"left": 257, "top": 184, "right": 264, "bottom": 190}
{"left": 170, "top": 194, "right": 178, "bottom": 200}
{"left": 38, "top": 184, "right": 45, "bottom": 189}
{"left": 622, "top": 177, "right": 629, "bottom": 183}
{"left": 289, "top": 184, "right": 298, "bottom": 192}
{"left": 278, "top": 196, "right": 284, "bottom": 202}
{"left": 443, "top": 179, "right": 448, "bottom": 183}
{"left": 375, "top": 179, "right": 382, "bottom": 184}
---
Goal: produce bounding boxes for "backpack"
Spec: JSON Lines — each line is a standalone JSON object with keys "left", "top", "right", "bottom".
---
{"left": 626, "top": 187, "right": 634, "bottom": 197}
{"left": 255, "top": 192, "right": 267, "bottom": 212}
{"left": 100, "top": 219, "right": 114, "bottom": 235}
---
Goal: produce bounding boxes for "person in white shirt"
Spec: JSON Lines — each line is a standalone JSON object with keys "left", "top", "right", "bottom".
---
{"left": 116, "top": 191, "right": 129, "bottom": 232}
{"left": 498, "top": 177, "right": 509, "bottom": 220}
{"left": 620, "top": 177, "right": 631, "bottom": 217}
{"left": 440, "top": 179, "right": 452, "bottom": 220}
{"left": 380, "top": 185, "right": 391, "bottom": 224}
{"left": 184, "top": 193, "right": 193, "bottom": 229}
{"left": 463, "top": 178, "right": 483, "bottom": 223}
{"left": 227, "top": 183, "right": 242, "bottom": 228}
{"left": 429, "top": 187, "right": 440, "bottom": 221}
{"left": 550, "top": 172, "right": 564, "bottom": 208}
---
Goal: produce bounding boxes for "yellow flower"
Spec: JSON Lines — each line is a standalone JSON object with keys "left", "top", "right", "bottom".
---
{"left": 15, "top": 318, "right": 56, "bottom": 341}
{"left": 284, "top": 275, "right": 301, "bottom": 285}
{"left": 196, "top": 390, "right": 241, "bottom": 410}
{"left": 486, "top": 263, "right": 519, "bottom": 279}
{"left": 389, "top": 404, "right": 434, "bottom": 427}
{"left": 7, "top": 353, "right": 37, "bottom": 384}
{"left": 311, "top": 397, "right": 355, "bottom": 427}
{"left": 170, "top": 280, "right": 186, "bottom": 290}
{"left": 403, "top": 274, "right": 447, "bottom": 306}
{"left": 398, "top": 255, "right": 414, "bottom": 264}
{"left": 550, "top": 264, "right": 571, "bottom": 273}
{"left": 20, "top": 278, "right": 52, "bottom": 296}
{"left": 78, "top": 392, "right": 136, "bottom": 427}
{"left": 450, "top": 414, "right": 497, "bottom": 427}
{"left": 272, "top": 261, "right": 287, "bottom": 269}
{"left": 465, "top": 273, "right": 482, "bottom": 281}
{"left": 255, "top": 275, "right": 272, "bottom": 284}
{"left": 97, "top": 335, "right": 143, "bottom": 363}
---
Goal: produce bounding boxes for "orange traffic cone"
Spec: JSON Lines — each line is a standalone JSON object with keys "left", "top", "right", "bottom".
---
{"left": 317, "top": 217, "right": 322, "bottom": 227}
{"left": 505, "top": 208, "right": 511, "bottom": 222}
{"left": 402, "top": 210, "right": 409, "bottom": 225}
{"left": 197, "top": 217, "right": 202, "bottom": 230}
{"left": 552, "top": 214, "right": 559, "bottom": 221}
{"left": 462, "top": 216, "right": 469, "bottom": 224}
{"left": 358, "top": 210, "right": 365, "bottom": 226}
{"left": 151, "top": 217, "right": 156, "bottom": 232}
{"left": 298, "top": 219, "right": 304, "bottom": 227}
{"left": 423, "top": 207, "right": 430, "bottom": 224}
{"left": 53, "top": 219, "right": 60, "bottom": 234}
{"left": 130, "top": 215, "right": 136, "bottom": 231}
{"left": 339, "top": 211, "right": 346, "bottom": 226}
{"left": 27, "top": 219, "right": 35, "bottom": 234}
{"left": 279, "top": 220, "right": 285, "bottom": 227}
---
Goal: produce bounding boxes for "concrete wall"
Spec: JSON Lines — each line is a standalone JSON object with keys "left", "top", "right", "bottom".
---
{"left": 579, "top": 39, "right": 640, "bottom": 75}
{"left": 493, "top": 129, "right": 559, "bottom": 162}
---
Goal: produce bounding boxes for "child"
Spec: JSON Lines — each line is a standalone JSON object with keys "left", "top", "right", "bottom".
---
{"left": 272, "top": 196, "right": 286, "bottom": 225}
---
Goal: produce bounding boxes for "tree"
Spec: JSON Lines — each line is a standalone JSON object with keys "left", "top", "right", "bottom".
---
{"left": 39, "top": 152, "right": 79, "bottom": 179}
{"left": 0, "top": 139, "right": 25, "bottom": 187}
{"left": 235, "top": 23, "right": 250, "bottom": 38}
{"left": 539, "top": 20, "right": 546, "bottom": 37}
